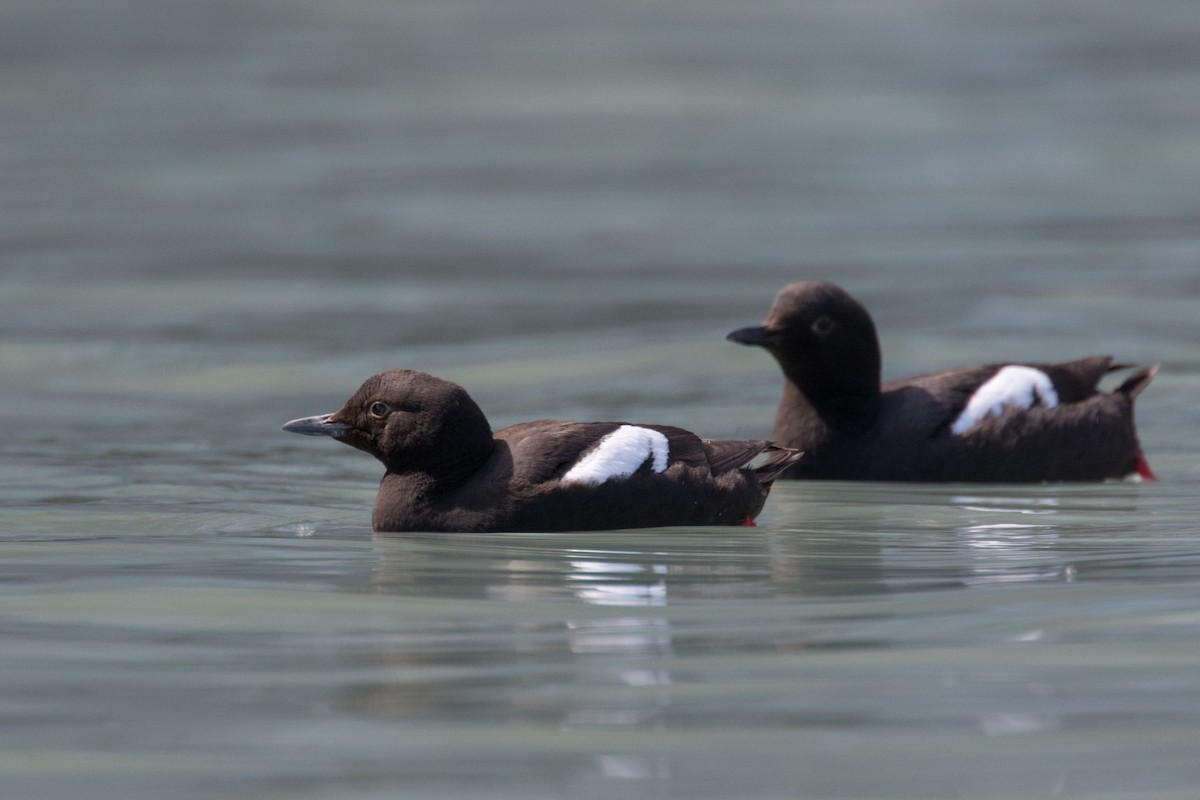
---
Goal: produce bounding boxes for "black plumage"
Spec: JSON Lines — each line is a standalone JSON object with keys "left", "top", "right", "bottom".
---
{"left": 283, "top": 369, "right": 801, "bottom": 532}
{"left": 728, "top": 281, "right": 1156, "bottom": 482}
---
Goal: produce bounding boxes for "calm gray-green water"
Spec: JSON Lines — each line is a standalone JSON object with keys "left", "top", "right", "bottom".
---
{"left": 4, "top": 1, "right": 1200, "bottom": 798}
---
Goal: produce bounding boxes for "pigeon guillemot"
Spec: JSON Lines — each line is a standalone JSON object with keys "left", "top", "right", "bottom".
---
{"left": 727, "top": 281, "right": 1157, "bottom": 482}
{"left": 282, "top": 369, "right": 802, "bottom": 532}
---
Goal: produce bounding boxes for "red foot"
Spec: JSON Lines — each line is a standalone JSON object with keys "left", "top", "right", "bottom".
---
{"left": 1135, "top": 452, "right": 1157, "bottom": 481}
{"left": 739, "top": 517, "right": 757, "bottom": 527}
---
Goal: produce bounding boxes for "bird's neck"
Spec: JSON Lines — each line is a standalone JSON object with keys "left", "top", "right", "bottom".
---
{"left": 372, "top": 471, "right": 430, "bottom": 531}
{"left": 372, "top": 457, "right": 487, "bottom": 533}
{"left": 382, "top": 438, "right": 495, "bottom": 488}
{"left": 775, "top": 372, "right": 881, "bottom": 441}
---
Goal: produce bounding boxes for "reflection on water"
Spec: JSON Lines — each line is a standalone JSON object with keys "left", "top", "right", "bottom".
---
{"left": 952, "top": 494, "right": 1068, "bottom": 587}
{"left": 343, "top": 480, "right": 1188, "bottom": 744}
{"left": 564, "top": 556, "right": 668, "bottom": 607}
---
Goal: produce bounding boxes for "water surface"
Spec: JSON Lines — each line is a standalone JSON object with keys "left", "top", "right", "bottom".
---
{"left": 3, "top": 1, "right": 1200, "bottom": 798}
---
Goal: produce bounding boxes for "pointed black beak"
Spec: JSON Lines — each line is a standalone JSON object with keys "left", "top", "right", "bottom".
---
{"left": 282, "top": 413, "right": 351, "bottom": 437}
{"left": 726, "top": 326, "right": 781, "bottom": 347}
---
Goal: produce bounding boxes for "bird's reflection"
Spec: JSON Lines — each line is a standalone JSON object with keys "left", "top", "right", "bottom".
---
{"left": 950, "top": 494, "right": 1070, "bottom": 587}
{"left": 332, "top": 481, "right": 1154, "bottom": 764}
{"left": 565, "top": 556, "right": 669, "bottom": 607}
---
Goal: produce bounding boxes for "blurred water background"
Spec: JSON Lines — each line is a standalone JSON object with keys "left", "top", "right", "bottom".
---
{"left": 3, "top": 1, "right": 1200, "bottom": 798}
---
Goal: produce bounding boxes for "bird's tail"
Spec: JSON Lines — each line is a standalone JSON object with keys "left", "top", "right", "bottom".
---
{"left": 1116, "top": 363, "right": 1158, "bottom": 401}
{"left": 752, "top": 445, "right": 804, "bottom": 485}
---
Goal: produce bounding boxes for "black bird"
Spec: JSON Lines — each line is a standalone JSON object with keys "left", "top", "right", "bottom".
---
{"left": 727, "top": 281, "right": 1156, "bottom": 482}
{"left": 283, "top": 369, "right": 802, "bottom": 532}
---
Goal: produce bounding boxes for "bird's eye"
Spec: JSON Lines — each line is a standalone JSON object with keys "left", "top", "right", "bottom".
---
{"left": 811, "top": 315, "right": 836, "bottom": 336}
{"left": 368, "top": 402, "right": 390, "bottom": 418}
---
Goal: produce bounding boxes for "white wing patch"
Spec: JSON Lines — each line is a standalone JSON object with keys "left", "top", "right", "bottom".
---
{"left": 560, "top": 425, "right": 670, "bottom": 486}
{"left": 950, "top": 365, "right": 1059, "bottom": 435}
